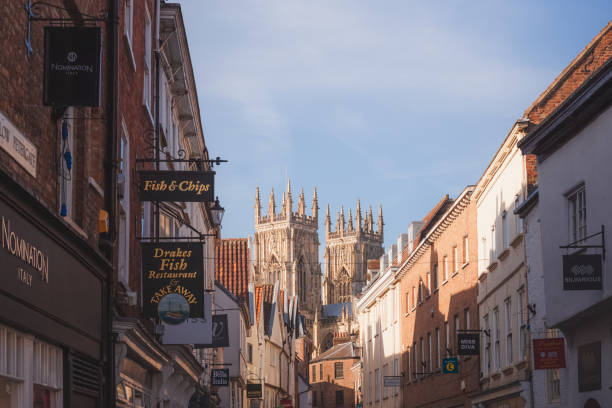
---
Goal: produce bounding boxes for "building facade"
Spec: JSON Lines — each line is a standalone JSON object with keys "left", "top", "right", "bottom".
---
{"left": 397, "top": 188, "right": 479, "bottom": 408}
{"left": 309, "top": 342, "right": 361, "bottom": 408}
{"left": 0, "top": 1, "right": 114, "bottom": 406}
{"left": 253, "top": 182, "right": 321, "bottom": 330}
{"left": 323, "top": 202, "right": 384, "bottom": 304}
{"left": 519, "top": 50, "right": 612, "bottom": 408}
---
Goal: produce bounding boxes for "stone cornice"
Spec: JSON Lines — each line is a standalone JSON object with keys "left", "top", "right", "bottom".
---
{"left": 396, "top": 186, "right": 474, "bottom": 280}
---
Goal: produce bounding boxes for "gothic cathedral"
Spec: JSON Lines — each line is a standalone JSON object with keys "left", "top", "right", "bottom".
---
{"left": 252, "top": 182, "right": 384, "bottom": 355}
{"left": 252, "top": 180, "right": 321, "bottom": 329}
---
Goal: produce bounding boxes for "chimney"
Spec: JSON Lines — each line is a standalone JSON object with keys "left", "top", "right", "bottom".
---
{"left": 397, "top": 233, "right": 409, "bottom": 263}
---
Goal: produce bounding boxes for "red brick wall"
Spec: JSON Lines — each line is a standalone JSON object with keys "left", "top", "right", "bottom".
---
{"left": 114, "top": 0, "right": 157, "bottom": 317}
{"left": 310, "top": 358, "right": 360, "bottom": 408}
{"left": 525, "top": 22, "right": 612, "bottom": 124}
{"left": 0, "top": 0, "right": 110, "bottom": 249}
{"left": 398, "top": 195, "right": 479, "bottom": 407}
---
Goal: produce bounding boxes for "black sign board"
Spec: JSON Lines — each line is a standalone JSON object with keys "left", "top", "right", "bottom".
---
{"left": 457, "top": 333, "right": 480, "bottom": 355}
{"left": 211, "top": 369, "right": 229, "bottom": 387}
{"left": 141, "top": 242, "right": 204, "bottom": 322}
{"left": 43, "top": 27, "right": 101, "bottom": 106}
{"left": 563, "top": 254, "right": 602, "bottom": 290}
{"left": 194, "top": 314, "right": 229, "bottom": 348}
{"left": 139, "top": 171, "right": 214, "bottom": 202}
{"left": 246, "top": 383, "right": 262, "bottom": 399}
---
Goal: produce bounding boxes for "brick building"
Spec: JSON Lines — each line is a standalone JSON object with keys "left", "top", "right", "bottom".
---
{"left": 397, "top": 187, "right": 479, "bottom": 407}
{"left": 0, "top": 0, "right": 115, "bottom": 406}
{"left": 310, "top": 342, "right": 361, "bottom": 408}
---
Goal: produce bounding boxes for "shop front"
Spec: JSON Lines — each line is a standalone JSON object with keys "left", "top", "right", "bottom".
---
{"left": 0, "top": 177, "right": 110, "bottom": 408}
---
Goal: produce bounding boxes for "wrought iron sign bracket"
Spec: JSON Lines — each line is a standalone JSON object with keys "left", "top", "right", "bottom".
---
{"left": 135, "top": 152, "right": 228, "bottom": 169}
{"left": 559, "top": 225, "right": 605, "bottom": 260}
{"left": 457, "top": 329, "right": 490, "bottom": 338}
{"left": 25, "top": 0, "right": 108, "bottom": 56}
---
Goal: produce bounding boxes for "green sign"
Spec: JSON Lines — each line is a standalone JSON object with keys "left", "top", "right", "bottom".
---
{"left": 442, "top": 357, "right": 458, "bottom": 374}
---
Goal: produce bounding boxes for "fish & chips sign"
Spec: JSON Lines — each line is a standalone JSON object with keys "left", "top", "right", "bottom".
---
{"left": 139, "top": 170, "right": 214, "bottom": 202}
{"left": 142, "top": 242, "right": 204, "bottom": 324}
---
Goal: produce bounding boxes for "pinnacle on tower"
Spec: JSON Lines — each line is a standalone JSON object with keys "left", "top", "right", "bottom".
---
{"left": 368, "top": 205, "right": 373, "bottom": 232}
{"left": 281, "top": 192, "right": 287, "bottom": 216}
{"left": 255, "top": 186, "right": 261, "bottom": 223}
{"left": 336, "top": 205, "right": 345, "bottom": 233}
{"left": 378, "top": 204, "right": 384, "bottom": 238}
{"left": 325, "top": 203, "right": 331, "bottom": 235}
{"left": 347, "top": 208, "right": 354, "bottom": 231}
{"left": 356, "top": 199, "right": 362, "bottom": 231}
{"left": 312, "top": 187, "right": 318, "bottom": 219}
{"left": 268, "top": 188, "right": 276, "bottom": 218}
{"left": 297, "top": 188, "right": 306, "bottom": 216}
{"left": 286, "top": 179, "right": 292, "bottom": 218}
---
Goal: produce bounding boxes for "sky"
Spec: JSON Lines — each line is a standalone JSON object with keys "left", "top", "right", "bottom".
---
{"left": 180, "top": 1, "right": 612, "bottom": 265}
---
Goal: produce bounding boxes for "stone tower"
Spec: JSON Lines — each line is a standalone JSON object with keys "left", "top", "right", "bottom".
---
{"left": 253, "top": 180, "right": 321, "bottom": 329}
{"left": 323, "top": 200, "right": 384, "bottom": 304}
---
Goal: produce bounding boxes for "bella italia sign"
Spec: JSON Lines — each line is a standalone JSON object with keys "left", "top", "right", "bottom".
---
{"left": 139, "top": 170, "right": 214, "bottom": 202}
{"left": 142, "top": 242, "right": 204, "bottom": 324}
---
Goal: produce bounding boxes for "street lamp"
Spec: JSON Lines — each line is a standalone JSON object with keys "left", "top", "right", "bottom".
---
{"left": 210, "top": 196, "right": 225, "bottom": 227}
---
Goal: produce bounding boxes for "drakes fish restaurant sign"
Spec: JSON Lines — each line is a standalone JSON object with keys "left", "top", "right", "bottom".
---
{"left": 139, "top": 170, "right": 214, "bottom": 202}
{"left": 142, "top": 242, "right": 204, "bottom": 324}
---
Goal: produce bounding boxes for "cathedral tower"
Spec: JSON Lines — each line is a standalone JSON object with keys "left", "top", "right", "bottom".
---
{"left": 253, "top": 181, "right": 321, "bottom": 329}
{"left": 323, "top": 200, "right": 384, "bottom": 304}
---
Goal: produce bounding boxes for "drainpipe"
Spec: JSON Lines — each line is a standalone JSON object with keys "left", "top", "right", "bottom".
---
{"left": 153, "top": 0, "right": 161, "bottom": 240}
{"left": 104, "top": 0, "right": 120, "bottom": 405}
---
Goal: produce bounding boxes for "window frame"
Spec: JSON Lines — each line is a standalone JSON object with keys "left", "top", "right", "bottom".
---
{"left": 334, "top": 361, "right": 344, "bottom": 379}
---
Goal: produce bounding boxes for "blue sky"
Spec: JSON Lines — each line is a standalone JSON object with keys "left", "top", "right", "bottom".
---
{"left": 180, "top": 1, "right": 611, "bottom": 261}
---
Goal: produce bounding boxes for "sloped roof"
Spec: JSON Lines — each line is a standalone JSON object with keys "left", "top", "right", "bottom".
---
{"left": 255, "top": 284, "right": 274, "bottom": 327}
{"left": 524, "top": 21, "right": 612, "bottom": 125}
{"left": 322, "top": 302, "right": 351, "bottom": 318}
{"left": 311, "top": 342, "right": 358, "bottom": 363}
{"left": 215, "top": 238, "right": 249, "bottom": 304}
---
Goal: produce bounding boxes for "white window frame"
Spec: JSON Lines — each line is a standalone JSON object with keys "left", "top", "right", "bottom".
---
{"left": 453, "top": 245, "right": 459, "bottom": 273}
{"left": 504, "top": 297, "right": 513, "bottom": 366}
{"left": 514, "top": 196, "right": 523, "bottom": 235}
{"left": 518, "top": 288, "right": 526, "bottom": 360}
{"left": 493, "top": 308, "right": 500, "bottom": 371}
{"left": 143, "top": 5, "right": 153, "bottom": 119}
{"left": 567, "top": 184, "right": 587, "bottom": 243}
{"left": 502, "top": 211, "right": 509, "bottom": 249}
{"left": 436, "top": 327, "right": 440, "bottom": 369}
{"left": 443, "top": 256, "right": 448, "bottom": 281}
{"left": 463, "top": 235, "right": 469, "bottom": 263}
{"left": 483, "top": 315, "right": 490, "bottom": 376}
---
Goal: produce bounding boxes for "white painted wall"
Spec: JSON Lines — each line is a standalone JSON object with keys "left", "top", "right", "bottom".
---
{"left": 536, "top": 104, "right": 612, "bottom": 408}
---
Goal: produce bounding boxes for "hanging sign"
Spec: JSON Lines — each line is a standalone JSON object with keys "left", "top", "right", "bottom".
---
{"left": 247, "top": 383, "right": 262, "bottom": 399}
{"left": 161, "top": 294, "right": 212, "bottom": 345}
{"left": 194, "top": 314, "right": 229, "bottom": 348}
{"left": 442, "top": 357, "right": 458, "bottom": 374}
{"left": 457, "top": 333, "right": 480, "bottom": 355}
{"left": 211, "top": 369, "right": 230, "bottom": 387}
{"left": 533, "top": 338, "right": 566, "bottom": 369}
{"left": 383, "top": 376, "right": 401, "bottom": 387}
{"left": 43, "top": 27, "right": 102, "bottom": 106}
{"left": 138, "top": 170, "right": 214, "bottom": 202}
{"left": 563, "top": 254, "right": 602, "bottom": 290}
{"left": 141, "top": 242, "right": 204, "bottom": 322}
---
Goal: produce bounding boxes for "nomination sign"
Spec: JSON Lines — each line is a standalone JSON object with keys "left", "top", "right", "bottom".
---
{"left": 43, "top": 27, "right": 102, "bottom": 107}
{"left": 139, "top": 171, "right": 214, "bottom": 202}
{"left": 142, "top": 242, "right": 204, "bottom": 323}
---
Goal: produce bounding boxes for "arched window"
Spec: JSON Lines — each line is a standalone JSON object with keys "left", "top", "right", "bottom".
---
{"left": 297, "top": 257, "right": 306, "bottom": 303}
{"left": 268, "top": 256, "right": 281, "bottom": 285}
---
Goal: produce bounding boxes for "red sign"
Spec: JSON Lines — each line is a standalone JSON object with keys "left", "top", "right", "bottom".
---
{"left": 279, "top": 398, "right": 292, "bottom": 406}
{"left": 533, "top": 338, "right": 566, "bottom": 369}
